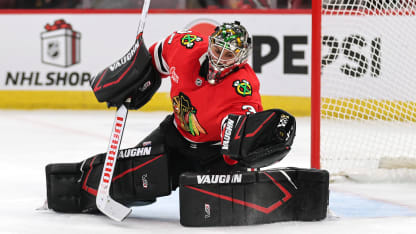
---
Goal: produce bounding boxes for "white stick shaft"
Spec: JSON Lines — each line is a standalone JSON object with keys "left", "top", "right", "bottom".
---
{"left": 96, "top": 104, "right": 131, "bottom": 221}
{"left": 97, "top": 105, "right": 127, "bottom": 197}
{"left": 137, "top": 0, "right": 151, "bottom": 35}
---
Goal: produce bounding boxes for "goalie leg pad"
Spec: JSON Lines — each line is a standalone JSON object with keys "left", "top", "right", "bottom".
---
{"left": 45, "top": 163, "right": 83, "bottom": 213}
{"left": 179, "top": 167, "right": 329, "bottom": 226}
{"left": 46, "top": 129, "right": 171, "bottom": 213}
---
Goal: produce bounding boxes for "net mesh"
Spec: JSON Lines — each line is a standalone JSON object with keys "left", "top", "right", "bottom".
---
{"left": 320, "top": 0, "right": 416, "bottom": 181}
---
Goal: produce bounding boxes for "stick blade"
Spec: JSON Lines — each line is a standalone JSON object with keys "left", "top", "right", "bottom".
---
{"left": 97, "top": 194, "right": 132, "bottom": 222}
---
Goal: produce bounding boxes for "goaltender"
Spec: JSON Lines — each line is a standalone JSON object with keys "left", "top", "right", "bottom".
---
{"left": 45, "top": 21, "right": 328, "bottom": 226}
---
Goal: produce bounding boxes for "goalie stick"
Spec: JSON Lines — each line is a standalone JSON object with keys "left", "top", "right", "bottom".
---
{"left": 96, "top": 0, "right": 151, "bottom": 222}
{"left": 96, "top": 103, "right": 130, "bottom": 221}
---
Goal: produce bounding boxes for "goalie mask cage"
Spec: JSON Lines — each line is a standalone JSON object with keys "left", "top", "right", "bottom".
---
{"left": 311, "top": 1, "right": 416, "bottom": 182}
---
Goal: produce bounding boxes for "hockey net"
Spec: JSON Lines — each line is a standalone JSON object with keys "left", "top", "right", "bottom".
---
{"left": 313, "top": 1, "right": 416, "bottom": 182}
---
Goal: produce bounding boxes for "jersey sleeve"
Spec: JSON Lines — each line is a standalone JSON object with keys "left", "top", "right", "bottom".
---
{"left": 149, "top": 38, "right": 170, "bottom": 78}
{"left": 149, "top": 30, "right": 197, "bottom": 78}
{"left": 149, "top": 30, "right": 207, "bottom": 79}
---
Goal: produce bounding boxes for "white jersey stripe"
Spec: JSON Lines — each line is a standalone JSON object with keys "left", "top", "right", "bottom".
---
{"left": 153, "top": 40, "right": 170, "bottom": 76}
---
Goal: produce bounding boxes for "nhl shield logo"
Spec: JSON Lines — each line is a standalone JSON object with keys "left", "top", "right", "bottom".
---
{"left": 47, "top": 41, "right": 60, "bottom": 58}
{"left": 195, "top": 78, "right": 203, "bottom": 86}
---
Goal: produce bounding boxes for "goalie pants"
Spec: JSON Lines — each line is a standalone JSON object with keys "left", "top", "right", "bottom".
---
{"left": 45, "top": 114, "right": 245, "bottom": 213}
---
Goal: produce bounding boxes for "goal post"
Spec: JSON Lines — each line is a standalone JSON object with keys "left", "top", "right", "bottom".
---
{"left": 311, "top": 1, "right": 416, "bottom": 181}
{"left": 311, "top": 0, "right": 322, "bottom": 170}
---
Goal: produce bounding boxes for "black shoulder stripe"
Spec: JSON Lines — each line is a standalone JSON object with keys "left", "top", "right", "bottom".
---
{"left": 157, "top": 42, "right": 168, "bottom": 73}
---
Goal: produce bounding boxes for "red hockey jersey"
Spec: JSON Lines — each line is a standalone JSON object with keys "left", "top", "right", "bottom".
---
{"left": 149, "top": 30, "right": 263, "bottom": 143}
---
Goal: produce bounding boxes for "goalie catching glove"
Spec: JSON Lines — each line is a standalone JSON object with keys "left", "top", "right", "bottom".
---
{"left": 90, "top": 35, "right": 161, "bottom": 109}
{"left": 221, "top": 109, "right": 296, "bottom": 168}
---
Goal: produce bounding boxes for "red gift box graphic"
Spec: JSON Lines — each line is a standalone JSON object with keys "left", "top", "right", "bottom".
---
{"left": 41, "top": 19, "right": 81, "bottom": 67}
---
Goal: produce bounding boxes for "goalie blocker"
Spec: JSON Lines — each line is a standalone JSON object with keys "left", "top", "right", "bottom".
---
{"left": 221, "top": 109, "right": 296, "bottom": 168}
{"left": 179, "top": 167, "right": 329, "bottom": 226}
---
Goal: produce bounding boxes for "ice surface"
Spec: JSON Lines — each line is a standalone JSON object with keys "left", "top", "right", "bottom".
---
{"left": 1, "top": 110, "right": 415, "bottom": 234}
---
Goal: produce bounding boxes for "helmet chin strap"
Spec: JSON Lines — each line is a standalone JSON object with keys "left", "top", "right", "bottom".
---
{"left": 207, "top": 63, "right": 241, "bottom": 85}
{"left": 207, "top": 67, "right": 219, "bottom": 85}
{"left": 207, "top": 60, "right": 225, "bottom": 85}
{"left": 208, "top": 78, "right": 216, "bottom": 85}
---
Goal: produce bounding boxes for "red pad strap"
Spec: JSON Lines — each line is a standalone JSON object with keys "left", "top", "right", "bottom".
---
{"left": 222, "top": 154, "right": 238, "bottom": 165}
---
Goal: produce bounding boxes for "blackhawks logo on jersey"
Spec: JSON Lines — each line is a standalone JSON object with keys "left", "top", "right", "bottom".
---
{"left": 172, "top": 92, "right": 207, "bottom": 136}
{"left": 233, "top": 80, "right": 252, "bottom": 97}
{"left": 181, "top": 34, "right": 203, "bottom": 49}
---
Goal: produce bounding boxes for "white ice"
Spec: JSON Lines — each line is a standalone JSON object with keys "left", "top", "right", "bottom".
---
{"left": 1, "top": 110, "right": 415, "bottom": 234}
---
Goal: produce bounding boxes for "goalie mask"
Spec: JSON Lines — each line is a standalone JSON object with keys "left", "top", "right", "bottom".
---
{"left": 207, "top": 21, "right": 251, "bottom": 85}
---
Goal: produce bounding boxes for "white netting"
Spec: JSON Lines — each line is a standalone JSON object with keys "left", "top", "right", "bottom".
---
{"left": 320, "top": 0, "right": 416, "bottom": 181}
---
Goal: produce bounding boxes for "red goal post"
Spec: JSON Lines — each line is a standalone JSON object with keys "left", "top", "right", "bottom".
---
{"left": 311, "top": 0, "right": 322, "bottom": 170}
